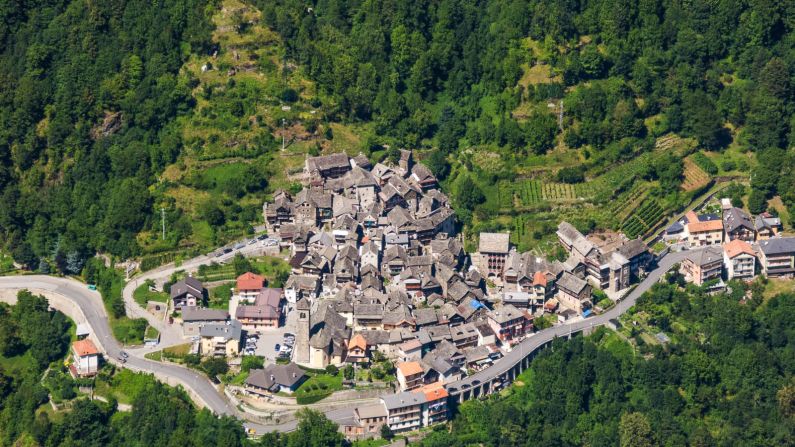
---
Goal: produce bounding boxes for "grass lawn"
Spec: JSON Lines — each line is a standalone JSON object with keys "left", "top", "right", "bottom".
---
{"left": 353, "top": 439, "right": 393, "bottom": 447}
{"left": 146, "top": 342, "right": 193, "bottom": 362}
{"left": 763, "top": 278, "right": 795, "bottom": 300}
{"left": 198, "top": 256, "right": 290, "bottom": 284}
{"left": 144, "top": 325, "right": 160, "bottom": 340}
{"left": 227, "top": 370, "right": 249, "bottom": 386}
{"left": 36, "top": 402, "right": 66, "bottom": 423}
{"left": 133, "top": 280, "right": 169, "bottom": 307}
{"left": 209, "top": 282, "right": 234, "bottom": 309}
{"left": 597, "top": 329, "right": 634, "bottom": 360}
{"left": 0, "top": 352, "right": 38, "bottom": 377}
{"left": 111, "top": 317, "right": 147, "bottom": 346}
{"left": 294, "top": 372, "right": 343, "bottom": 404}
{"left": 164, "top": 343, "right": 192, "bottom": 357}
{"left": 94, "top": 369, "right": 157, "bottom": 405}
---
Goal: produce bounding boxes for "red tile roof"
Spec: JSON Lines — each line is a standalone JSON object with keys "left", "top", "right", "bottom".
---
{"left": 348, "top": 333, "right": 367, "bottom": 351}
{"left": 533, "top": 271, "right": 547, "bottom": 287}
{"left": 73, "top": 339, "right": 99, "bottom": 357}
{"left": 237, "top": 272, "right": 265, "bottom": 291}
{"left": 724, "top": 239, "right": 756, "bottom": 258}
{"left": 397, "top": 361, "right": 424, "bottom": 377}
{"left": 415, "top": 382, "right": 448, "bottom": 401}
{"left": 688, "top": 219, "right": 723, "bottom": 233}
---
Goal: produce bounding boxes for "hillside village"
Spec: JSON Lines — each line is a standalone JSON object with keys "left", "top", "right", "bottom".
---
{"left": 121, "top": 150, "right": 795, "bottom": 439}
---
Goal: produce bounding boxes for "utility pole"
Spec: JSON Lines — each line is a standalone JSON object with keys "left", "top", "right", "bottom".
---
{"left": 161, "top": 207, "right": 166, "bottom": 240}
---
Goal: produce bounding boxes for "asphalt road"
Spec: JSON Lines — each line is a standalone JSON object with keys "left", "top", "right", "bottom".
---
{"left": 121, "top": 241, "right": 265, "bottom": 347}
{"left": 0, "top": 275, "right": 239, "bottom": 417}
{"left": 0, "top": 246, "right": 702, "bottom": 435}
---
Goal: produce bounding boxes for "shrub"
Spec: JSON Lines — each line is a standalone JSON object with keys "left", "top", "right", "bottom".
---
{"left": 556, "top": 167, "right": 584, "bottom": 183}
{"left": 201, "top": 357, "right": 229, "bottom": 378}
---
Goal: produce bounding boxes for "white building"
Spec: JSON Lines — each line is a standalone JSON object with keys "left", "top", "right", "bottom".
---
{"left": 723, "top": 239, "right": 756, "bottom": 281}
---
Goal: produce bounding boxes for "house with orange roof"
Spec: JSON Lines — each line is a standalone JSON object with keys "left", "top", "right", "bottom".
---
{"left": 414, "top": 382, "right": 449, "bottom": 426}
{"left": 236, "top": 272, "right": 265, "bottom": 302}
{"left": 345, "top": 333, "right": 369, "bottom": 363}
{"left": 685, "top": 211, "right": 724, "bottom": 247}
{"left": 71, "top": 339, "right": 100, "bottom": 377}
{"left": 396, "top": 361, "right": 424, "bottom": 391}
{"left": 724, "top": 239, "right": 757, "bottom": 281}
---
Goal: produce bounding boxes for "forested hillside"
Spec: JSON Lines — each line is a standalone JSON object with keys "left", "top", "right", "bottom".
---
{"left": 260, "top": 0, "right": 795, "bottom": 249}
{"left": 0, "top": 0, "right": 215, "bottom": 267}
{"left": 419, "top": 282, "right": 795, "bottom": 446}
{"left": 2, "top": 0, "right": 795, "bottom": 265}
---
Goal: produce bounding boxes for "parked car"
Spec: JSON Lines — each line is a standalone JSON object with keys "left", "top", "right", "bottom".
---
{"left": 117, "top": 355, "right": 127, "bottom": 363}
{"left": 283, "top": 333, "right": 294, "bottom": 339}
{"left": 274, "top": 343, "right": 280, "bottom": 352}
{"left": 120, "top": 351, "right": 129, "bottom": 359}
{"left": 257, "top": 234, "right": 268, "bottom": 240}
{"left": 233, "top": 242, "right": 245, "bottom": 249}
{"left": 223, "top": 247, "right": 232, "bottom": 254}
{"left": 279, "top": 345, "right": 291, "bottom": 354}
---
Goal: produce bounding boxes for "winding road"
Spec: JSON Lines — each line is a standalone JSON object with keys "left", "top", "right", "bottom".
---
{"left": 0, "top": 244, "right": 702, "bottom": 435}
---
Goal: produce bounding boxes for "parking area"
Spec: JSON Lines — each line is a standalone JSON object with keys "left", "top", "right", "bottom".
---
{"left": 249, "top": 306, "right": 298, "bottom": 362}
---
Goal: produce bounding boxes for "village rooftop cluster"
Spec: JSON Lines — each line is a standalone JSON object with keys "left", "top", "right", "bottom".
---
{"left": 67, "top": 151, "right": 795, "bottom": 439}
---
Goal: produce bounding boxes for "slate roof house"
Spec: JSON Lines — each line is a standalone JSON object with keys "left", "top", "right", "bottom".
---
{"left": 478, "top": 232, "right": 510, "bottom": 277}
{"left": 680, "top": 245, "right": 723, "bottom": 286}
{"left": 245, "top": 362, "right": 307, "bottom": 396}
{"left": 755, "top": 212, "right": 782, "bottom": 240}
{"left": 556, "top": 272, "right": 593, "bottom": 315}
{"left": 723, "top": 207, "right": 756, "bottom": 243}
{"left": 236, "top": 288, "right": 282, "bottom": 332}
{"left": 182, "top": 306, "right": 229, "bottom": 337}
{"left": 757, "top": 237, "right": 795, "bottom": 277}
{"left": 200, "top": 320, "right": 244, "bottom": 358}
{"left": 305, "top": 153, "right": 352, "bottom": 179}
{"left": 170, "top": 277, "right": 205, "bottom": 310}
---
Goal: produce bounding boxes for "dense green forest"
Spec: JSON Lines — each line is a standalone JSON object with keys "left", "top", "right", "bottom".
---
{"left": 0, "top": 0, "right": 216, "bottom": 267}
{"left": 2, "top": 0, "right": 795, "bottom": 264}
{"left": 0, "top": 290, "right": 347, "bottom": 447}
{"left": 4, "top": 0, "right": 795, "bottom": 266}
{"left": 260, "top": 0, "right": 793, "bottom": 167}
{"left": 418, "top": 281, "right": 795, "bottom": 447}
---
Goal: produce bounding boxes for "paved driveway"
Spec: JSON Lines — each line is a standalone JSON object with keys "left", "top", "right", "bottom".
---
{"left": 252, "top": 306, "right": 297, "bottom": 362}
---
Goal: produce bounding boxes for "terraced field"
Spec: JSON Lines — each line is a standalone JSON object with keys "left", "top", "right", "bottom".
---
{"left": 681, "top": 157, "right": 712, "bottom": 191}
{"left": 620, "top": 199, "right": 666, "bottom": 238}
{"left": 497, "top": 151, "right": 659, "bottom": 210}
